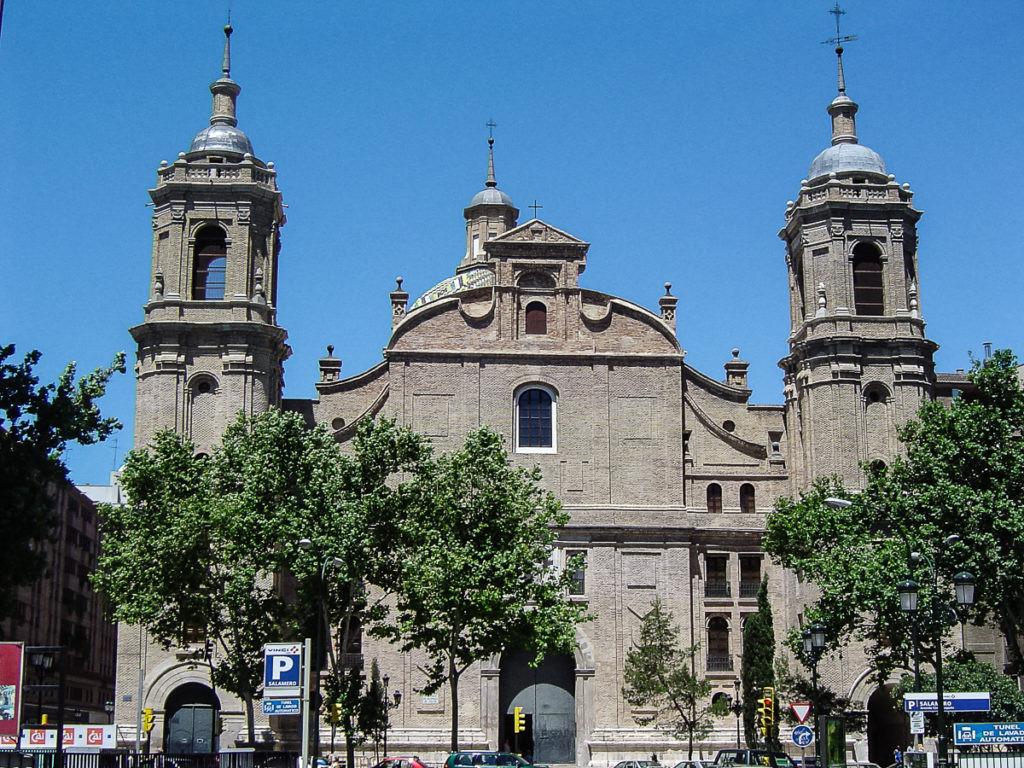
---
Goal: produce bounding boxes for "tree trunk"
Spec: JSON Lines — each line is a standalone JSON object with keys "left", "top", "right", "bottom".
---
{"left": 449, "top": 665, "right": 461, "bottom": 752}
{"left": 244, "top": 696, "right": 255, "bottom": 746}
{"left": 345, "top": 718, "right": 356, "bottom": 768}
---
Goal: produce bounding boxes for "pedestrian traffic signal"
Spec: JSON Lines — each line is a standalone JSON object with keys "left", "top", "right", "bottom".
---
{"left": 513, "top": 706, "right": 526, "bottom": 734}
{"left": 142, "top": 707, "right": 155, "bottom": 733}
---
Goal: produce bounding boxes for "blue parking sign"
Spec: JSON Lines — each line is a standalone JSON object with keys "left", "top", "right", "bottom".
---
{"left": 264, "top": 643, "right": 302, "bottom": 690}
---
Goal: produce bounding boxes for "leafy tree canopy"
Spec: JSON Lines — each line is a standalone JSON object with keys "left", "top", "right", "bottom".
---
{"left": 372, "top": 426, "right": 590, "bottom": 750}
{"left": 0, "top": 344, "right": 124, "bottom": 623}
{"left": 765, "top": 350, "right": 1024, "bottom": 680}
{"left": 94, "top": 411, "right": 424, "bottom": 745}
{"left": 622, "top": 598, "right": 726, "bottom": 759}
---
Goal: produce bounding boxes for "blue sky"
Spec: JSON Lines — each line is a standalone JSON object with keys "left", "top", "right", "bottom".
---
{"left": 2, "top": 2, "right": 1021, "bottom": 485}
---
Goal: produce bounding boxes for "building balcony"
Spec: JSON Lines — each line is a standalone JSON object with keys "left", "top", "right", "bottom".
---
{"left": 739, "top": 580, "right": 760, "bottom": 598}
{"left": 705, "top": 581, "right": 731, "bottom": 598}
{"left": 706, "top": 654, "right": 733, "bottom": 671}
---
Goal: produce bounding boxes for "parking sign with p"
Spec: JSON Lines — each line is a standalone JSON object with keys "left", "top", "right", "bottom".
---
{"left": 263, "top": 643, "right": 302, "bottom": 695}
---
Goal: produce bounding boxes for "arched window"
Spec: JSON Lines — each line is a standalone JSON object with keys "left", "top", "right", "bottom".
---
{"left": 740, "top": 483, "right": 756, "bottom": 514}
{"left": 525, "top": 301, "right": 547, "bottom": 335}
{"left": 515, "top": 386, "right": 556, "bottom": 453}
{"left": 707, "top": 617, "right": 731, "bottom": 671}
{"left": 193, "top": 226, "right": 227, "bottom": 300}
{"left": 852, "top": 242, "right": 884, "bottom": 316}
{"left": 707, "top": 483, "right": 723, "bottom": 514}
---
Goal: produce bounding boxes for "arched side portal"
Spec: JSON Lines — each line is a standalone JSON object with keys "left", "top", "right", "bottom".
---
{"left": 164, "top": 682, "right": 221, "bottom": 754}
{"left": 499, "top": 650, "right": 575, "bottom": 763}
{"left": 867, "top": 685, "right": 905, "bottom": 765}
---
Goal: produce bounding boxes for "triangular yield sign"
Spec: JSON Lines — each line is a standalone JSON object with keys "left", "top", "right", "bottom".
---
{"left": 791, "top": 703, "right": 811, "bottom": 723}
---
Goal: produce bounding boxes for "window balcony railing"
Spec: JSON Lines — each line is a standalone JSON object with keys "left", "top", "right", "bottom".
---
{"left": 705, "top": 581, "right": 731, "bottom": 598}
{"left": 706, "top": 654, "right": 733, "bottom": 671}
{"left": 739, "top": 580, "right": 760, "bottom": 598}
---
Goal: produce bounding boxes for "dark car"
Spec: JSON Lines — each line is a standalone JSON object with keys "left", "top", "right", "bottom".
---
{"left": 715, "top": 750, "right": 797, "bottom": 768}
{"left": 444, "top": 753, "right": 547, "bottom": 768}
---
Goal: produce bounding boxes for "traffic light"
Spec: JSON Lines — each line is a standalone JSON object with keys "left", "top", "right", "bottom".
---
{"left": 142, "top": 707, "right": 155, "bottom": 733}
{"left": 513, "top": 706, "right": 526, "bottom": 734}
{"left": 761, "top": 687, "right": 775, "bottom": 726}
{"left": 327, "top": 702, "right": 343, "bottom": 725}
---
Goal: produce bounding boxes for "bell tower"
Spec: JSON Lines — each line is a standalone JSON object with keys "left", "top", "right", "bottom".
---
{"left": 778, "top": 31, "right": 936, "bottom": 490}
{"left": 131, "top": 25, "right": 290, "bottom": 453}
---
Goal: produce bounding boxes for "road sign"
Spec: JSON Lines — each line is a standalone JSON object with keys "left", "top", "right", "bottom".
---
{"left": 792, "top": 725, "right": 813, "bottom": 748}
{"left": 263, "top": 642, "right": 302, "bottom": 696}
{"left": 954, "top": 723, "right": 1024, "bottom": 746}
{"left": 262, "top": 698, "right": 301, "bottom": 716}
{"left": 910, "top": 711, "right": 925, "bottom": 735}
{"left": 791, "top": 703, "right": 811, "bottom": 724}
{"left": 903, "top": 692, "right": 991, "bottom": 713}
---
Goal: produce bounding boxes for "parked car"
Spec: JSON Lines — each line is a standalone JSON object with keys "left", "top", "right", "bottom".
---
{"left": 714, "top": 750, "right": 798, "bottom": 768}
{"left": 674, "top": 761, "right": 716, "bottom": 768}
{"left": 444, "top": 753, "right": 548, "bottom": 768}
{"left": 373, "top": 759, "right": 432, "bottom": 768}
{"left": 613, "top": 761, "right": 662, "bottom": 768}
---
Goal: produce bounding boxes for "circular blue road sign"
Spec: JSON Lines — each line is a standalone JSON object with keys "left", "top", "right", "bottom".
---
{"left": 792, "top": 725, "right": 814, "bottom": 748}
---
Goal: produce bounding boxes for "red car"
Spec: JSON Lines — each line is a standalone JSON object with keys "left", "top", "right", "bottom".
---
{"left": 372, "top": 759, "right": 432, "bottom": 768}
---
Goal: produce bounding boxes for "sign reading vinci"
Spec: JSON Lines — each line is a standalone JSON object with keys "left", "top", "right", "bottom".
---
{"left": 0, "top": 644, "right": 24, "bottom": 738}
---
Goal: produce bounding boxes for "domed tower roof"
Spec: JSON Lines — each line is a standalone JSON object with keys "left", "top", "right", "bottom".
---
{"left": 464, "top": 130, "right": 517, "bottom": 216}
{"left": 460, "top": 128, "right": 519, "bottom": 271}
{"left": 806, "top": 33, "right": 887, "bottom": 182}
{"left": 188, "top": 24, "right": 254, "bottom": 157}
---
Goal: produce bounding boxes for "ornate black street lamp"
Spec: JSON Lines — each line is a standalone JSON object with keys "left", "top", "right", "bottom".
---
{"left": 732, "top": 678, "right": 742, "bottom": 748}
{"left": 802, "top": 623, "right": 826, "bottom": 764}
{"left": 381, "top": 675, "right": 401, "bottom": 758}
{"left": 897, "top": 538, "right": 975, "bottom": 768}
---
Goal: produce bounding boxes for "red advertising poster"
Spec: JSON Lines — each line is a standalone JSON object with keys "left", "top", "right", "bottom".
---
{"left": 0, "top": 644, "right": 23, "bottom": 738}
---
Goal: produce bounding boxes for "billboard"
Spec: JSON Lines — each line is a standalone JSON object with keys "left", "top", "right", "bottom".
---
{"left": 0, "top": 644, "right": 24, "bottom": 738}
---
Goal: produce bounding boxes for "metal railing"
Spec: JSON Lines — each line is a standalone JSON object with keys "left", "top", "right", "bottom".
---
{"left": 706, "top": 581, "right": 731, "bottom": 598}
{"left": 706, "top": 654, "right": 733, "bottom": 671}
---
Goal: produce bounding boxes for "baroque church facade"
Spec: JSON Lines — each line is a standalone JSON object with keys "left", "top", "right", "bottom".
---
{"left": 114, "top": 24, "right": 989, "bottom": 767}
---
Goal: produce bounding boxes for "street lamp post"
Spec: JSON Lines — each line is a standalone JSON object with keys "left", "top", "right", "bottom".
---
{"left": 381, "top": 675, "right": 401, "bottom": 758}
{"left": 104, "top": 701, "right": 114, "bottom": 724}
{"left": 732, "top": 678, "right": 742, "bottom": 748}
{"left": 802, "top": 623, "right": 826, "bottom": 765}
{"left": 896, "top": 537, "right": 975, "bottom": 768}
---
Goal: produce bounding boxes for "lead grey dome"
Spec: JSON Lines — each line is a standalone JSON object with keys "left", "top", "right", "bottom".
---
{"left": 808, "top": 142, "right": 886, "bottom": 181}
{"left": 468, "top": 186, "right": 514, "bottom": 208}
{"left": 189, "top": 124, "right": 254, "bottom": 155}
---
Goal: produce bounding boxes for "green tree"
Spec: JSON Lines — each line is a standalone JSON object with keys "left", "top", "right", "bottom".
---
{"left": 765, "top": 351, "right": 1024, "bottom": 679}
{"left": 373, "top": 427, "right": 590, "bottom": 751}
{"left": 0, "top": 344, "right": 124, "bottom": 624}
{"left": 741, "top": 577, "right": 777, "bottom": 748}
{"left": 95, "top": 411, "right": 425, "bottom": 746}
{"left": 622, "top": 598, "right": 726, "bottom": 758}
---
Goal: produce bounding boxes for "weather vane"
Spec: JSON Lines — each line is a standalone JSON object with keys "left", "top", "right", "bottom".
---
{"left": 821, "top": 3, "right": 857, "bottom": 95}
{"left": 822, "top": 2, "right": 857, "bottom": 49}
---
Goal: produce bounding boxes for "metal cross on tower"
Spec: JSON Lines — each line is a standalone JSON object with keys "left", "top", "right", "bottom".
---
{"left": 486, "top": 118, "right": 497, "bottom": 139}
{"left": 529, "top": 200, "right": 543, "bottom": 218}
{"left": 822, "top": 2, "right": 857, "bottom": 49}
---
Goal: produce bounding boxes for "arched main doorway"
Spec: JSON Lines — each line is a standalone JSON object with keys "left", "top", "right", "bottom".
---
{"left": 867, "top": 685, "right": 905, "bottom": 765}
{"left": 164, "top": 682, "right": 221, "bottom": 754}
{"left": 499, "top": 650, "right": 575, "bottom": 764}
